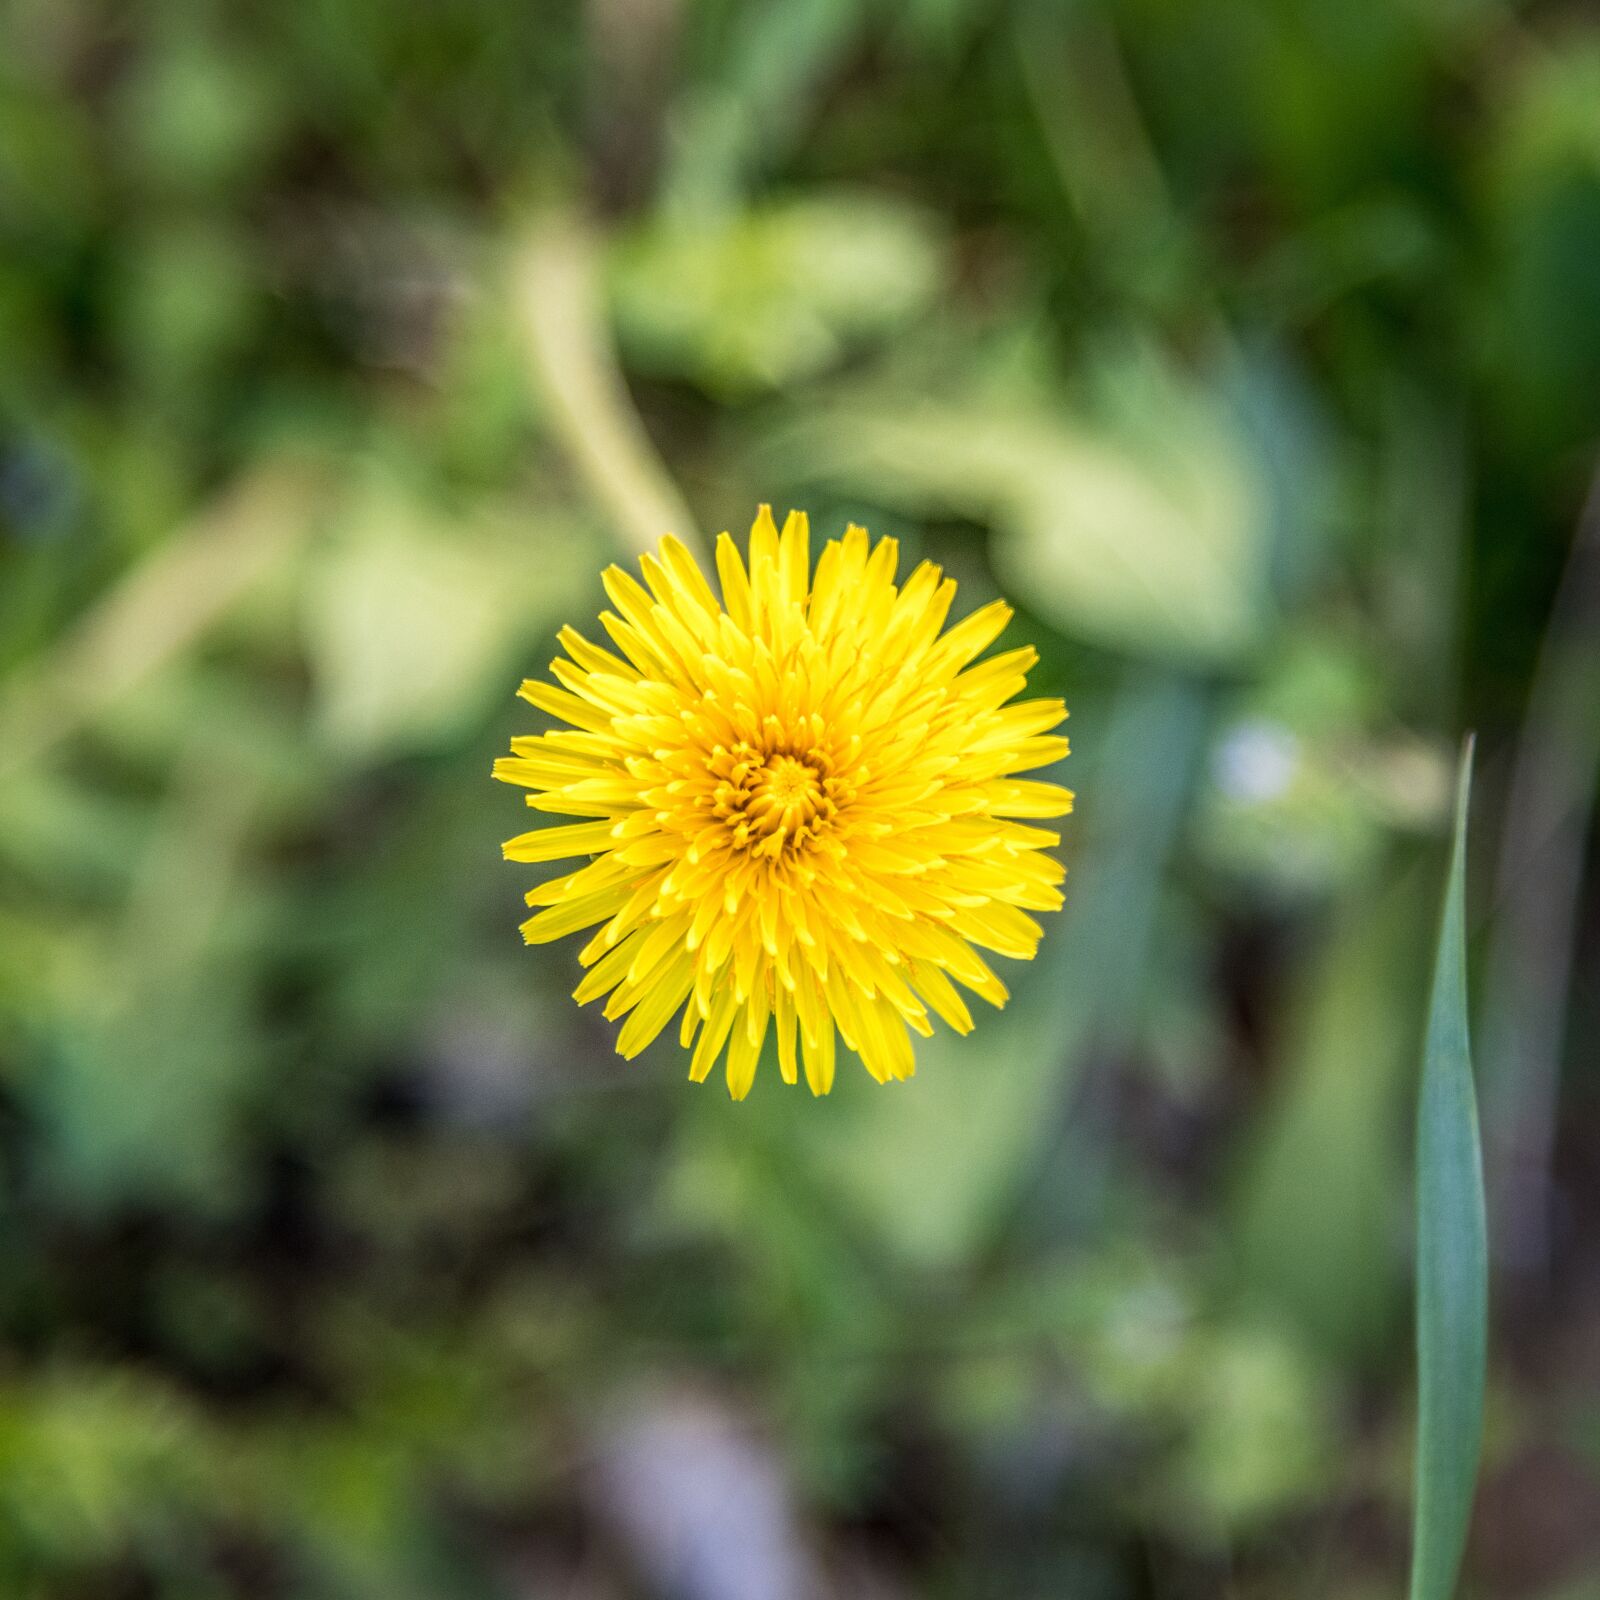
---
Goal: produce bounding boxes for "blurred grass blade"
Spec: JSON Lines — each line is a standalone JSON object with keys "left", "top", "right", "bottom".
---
{"left": 1408, "top": 735, "right": 1487, "bottom": 1600}
{"left": 0, "top": 461, "right": 325, "bottom": 783}
{"left": 512, "top": 209, "right": 703, "bottom": 563}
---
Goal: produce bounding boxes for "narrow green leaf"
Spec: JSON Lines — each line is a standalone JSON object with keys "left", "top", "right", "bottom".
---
{"left": 1409, "top": 735, "right": 1488, "bottom": 1600}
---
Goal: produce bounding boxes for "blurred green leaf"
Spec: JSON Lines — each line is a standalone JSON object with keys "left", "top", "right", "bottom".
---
{"left": 1166, "top": 1319, "right": 1333, "bottom": 1533}
{"left": 950, "top": 1257, "right": 1337, "bottom": 1538}
{"left": 799, "top": 945, "right": 1083, "bottom": 1274}
{"left": 114, "top": 33, "right": 283, "bottom": 195}
{"left": 27, "top": 759, "right": 265, "bottom": 1213}
{"left": 1232, "top": 885, "right": 1422, "bottom": 1360}
{"left": 1408, "top": 737, "right": 1487, "bottom": 1600}
{"left": 612, "top": 194, "right": 944, "bottom": 396}
{"left": 664, "top": 0, "right": 864, "bottom": 207}
{"left": 112, "top": 221, "right": 258, "bottom": 393}
{"left": 0, "top": 1371, "right": 215, "bottom": 1568}
{"left": 774, "top": 358, "right": 1269, "bottom": 663}
{"left": 1479, "top": 43, "right": 1600, "bottom": 453}
{"left": 302, "top": 477, "right": 590, "bottom": 759}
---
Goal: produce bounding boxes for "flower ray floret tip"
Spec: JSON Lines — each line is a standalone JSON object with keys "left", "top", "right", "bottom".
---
{"left": 497, "top": 508, "right": 1072, "bottom": 1099}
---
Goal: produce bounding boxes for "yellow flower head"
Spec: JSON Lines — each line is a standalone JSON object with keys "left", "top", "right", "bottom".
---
{"left": 495, "top": 508, "right": 1072, "bottom": 1099}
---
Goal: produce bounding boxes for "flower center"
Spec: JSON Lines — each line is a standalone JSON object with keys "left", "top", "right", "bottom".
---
{"left": 708, "top": 743, "right": 843, "bottom": 858}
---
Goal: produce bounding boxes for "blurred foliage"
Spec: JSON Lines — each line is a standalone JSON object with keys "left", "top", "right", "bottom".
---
{"left": 1, "top": 0, "right": 1599, "bottom": 1597}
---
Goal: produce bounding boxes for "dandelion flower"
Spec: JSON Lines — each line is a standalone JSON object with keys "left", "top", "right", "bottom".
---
{"left": 495, "top": 507, "right": 1072, "bottom": 1099}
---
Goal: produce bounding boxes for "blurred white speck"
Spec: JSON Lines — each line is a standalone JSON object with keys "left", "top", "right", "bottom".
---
{"left": 1212, "top": 720, "right": 1300, "bottom": 804}
{"left": 590, "top": 1389, "right": 821, "bottom": 1600}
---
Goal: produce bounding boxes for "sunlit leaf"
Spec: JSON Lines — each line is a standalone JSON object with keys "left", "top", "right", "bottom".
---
{"left": 770, "top": 358, "right": 1269, "bottom": 663}
{"left": 302, "top": 478, "right": 590, "bottom": 759}
{"left": 611, "top": 195, "right": 944, "bottom": 397}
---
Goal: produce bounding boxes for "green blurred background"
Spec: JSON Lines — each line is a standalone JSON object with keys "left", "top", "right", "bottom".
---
{"left": 2, "top": 0, "right": 1599, "bottom": 1595}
